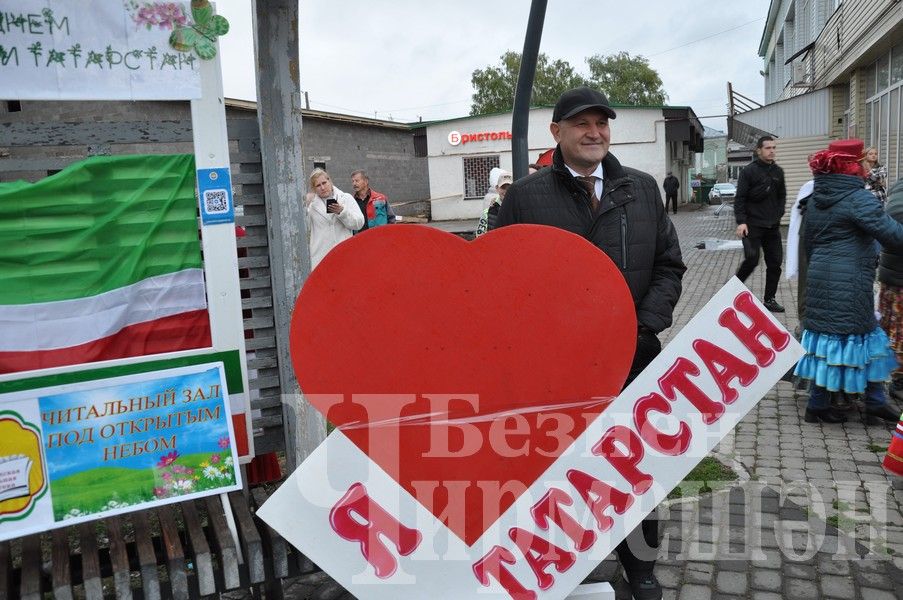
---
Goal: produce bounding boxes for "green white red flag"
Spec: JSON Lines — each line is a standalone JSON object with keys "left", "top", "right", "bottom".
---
{"left": 0, "top": 154, "right": 210, "bottom": 374}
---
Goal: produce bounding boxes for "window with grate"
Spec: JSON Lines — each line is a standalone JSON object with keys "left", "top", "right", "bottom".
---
{"left": 463, "top": 155, "right": 500, "bottom": 199}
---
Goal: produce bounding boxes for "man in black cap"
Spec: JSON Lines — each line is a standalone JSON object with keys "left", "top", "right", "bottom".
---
{"left": 494, "top": 86, "right": 685, "bottom": 600}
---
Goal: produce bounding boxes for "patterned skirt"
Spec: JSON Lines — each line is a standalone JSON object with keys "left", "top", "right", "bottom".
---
{"left": 793, "top": 327, "right": 898, "bottom": 393}
{"left": 879, "top": 283, "right": 903, "bottom": 357}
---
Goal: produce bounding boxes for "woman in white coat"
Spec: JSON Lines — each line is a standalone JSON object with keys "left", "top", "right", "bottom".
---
{"left": 305, "top": 168, "right": 364, "bottom": 270}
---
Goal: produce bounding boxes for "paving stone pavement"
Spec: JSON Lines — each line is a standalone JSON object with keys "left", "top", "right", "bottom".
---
{"left": 277, "top": 203, "right": 903, "bottom": 599}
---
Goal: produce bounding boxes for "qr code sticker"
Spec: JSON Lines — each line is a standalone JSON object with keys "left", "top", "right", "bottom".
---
{"left": 203, "top": 189, "right": 229, "bottom": 213}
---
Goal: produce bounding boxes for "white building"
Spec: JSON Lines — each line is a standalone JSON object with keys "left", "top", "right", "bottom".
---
{"left": 416, "top": 105, "right": 703, "bottom": 221}
{"left": 731, "top": 0, "right": 903, "bottom": 206}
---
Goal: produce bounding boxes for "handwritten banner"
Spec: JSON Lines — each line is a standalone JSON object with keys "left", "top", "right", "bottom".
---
{"left": 258, "top": 279, "right": 803, "bottom": 599}
{"left": 0, "top": 0, "right": 201, "bottom": 100}
{"left": 0, "top": 362, "right": 242, "bottom": 541}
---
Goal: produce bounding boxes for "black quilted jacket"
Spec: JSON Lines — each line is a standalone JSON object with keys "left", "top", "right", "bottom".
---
{"left": 878, "top": 180, "right": 903, "bottom": 288}
{"left": 494, "top": 147, "right": 685, "bottom": 334}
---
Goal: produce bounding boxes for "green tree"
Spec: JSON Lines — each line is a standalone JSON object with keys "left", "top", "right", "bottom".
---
{"left": 469, "top": 51, "right": 587, "bottom": 116}
{"left": 586, "top": 52, "right": 668, "bottom": 105}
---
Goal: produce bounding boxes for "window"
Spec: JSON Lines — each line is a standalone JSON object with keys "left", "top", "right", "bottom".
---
{"left": 891, "top": 42, "right": 903, "bottom": 87}
{"left": 463, "top": 155, "right": 500, "bottom": 199}
{"left": 878, "top": 53, "right": 890, "bottom": 94}
{"left": 413, "top": 130, "right": 427, "bottom": 158}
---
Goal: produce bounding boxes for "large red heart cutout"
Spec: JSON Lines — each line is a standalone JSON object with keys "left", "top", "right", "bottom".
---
{"left": 290, "top": 225, "right": 636, "bottom": 545}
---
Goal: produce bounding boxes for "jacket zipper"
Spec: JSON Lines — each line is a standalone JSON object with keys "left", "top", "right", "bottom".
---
{"left": 619, "top": 209, "right": 628, "bottom": 270}
{"left": 585, "top": 179, "right": 630, "bottom": 239}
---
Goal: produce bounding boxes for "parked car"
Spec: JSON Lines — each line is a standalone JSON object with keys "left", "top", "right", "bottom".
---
{"left": 709, "top": 183, "right": 737, "bottom": 203}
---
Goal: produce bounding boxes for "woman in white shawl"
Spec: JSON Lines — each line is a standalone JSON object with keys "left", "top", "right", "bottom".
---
{"left": 305, "top": 168, "right": 364, "bottom": 270}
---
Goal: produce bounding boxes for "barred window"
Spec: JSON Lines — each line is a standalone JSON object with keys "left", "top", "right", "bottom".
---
{"left": 463, "top": 155, "right": 500, "bottom": 199}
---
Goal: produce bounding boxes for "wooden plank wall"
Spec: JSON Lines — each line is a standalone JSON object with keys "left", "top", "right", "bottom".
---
{"left": 0, "top": 114, "right": 287, "bottom": 456}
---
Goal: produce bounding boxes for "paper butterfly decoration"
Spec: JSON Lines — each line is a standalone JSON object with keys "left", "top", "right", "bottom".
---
{"left": 169, "top": 0, "right": 230, "bottom": 60}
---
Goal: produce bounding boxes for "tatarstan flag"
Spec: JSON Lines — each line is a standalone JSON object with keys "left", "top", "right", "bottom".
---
{"left": 0, "top": 154, "right": 211, "bottom": 375}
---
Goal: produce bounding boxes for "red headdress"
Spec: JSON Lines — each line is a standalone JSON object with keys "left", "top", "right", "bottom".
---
{"left": 808, "top": 139, "right": 866, "bottom": 177}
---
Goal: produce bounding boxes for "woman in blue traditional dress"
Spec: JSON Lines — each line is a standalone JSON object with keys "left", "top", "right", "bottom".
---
{"left": 794, "top": 139, "right": 903, "bottom": 424}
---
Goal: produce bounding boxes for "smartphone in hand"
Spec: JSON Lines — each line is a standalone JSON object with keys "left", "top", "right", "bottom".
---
{"left": 326, "top": 198, "right": 338, "bottom": 211}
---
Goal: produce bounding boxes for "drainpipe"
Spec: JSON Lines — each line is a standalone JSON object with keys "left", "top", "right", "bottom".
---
{"left": 511, "top": 0, "right": 547, "bottom": 181}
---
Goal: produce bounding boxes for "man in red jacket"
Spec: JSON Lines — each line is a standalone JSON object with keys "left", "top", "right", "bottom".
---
{"left": 351, "top": 170, "right": 396, "bottom": 232}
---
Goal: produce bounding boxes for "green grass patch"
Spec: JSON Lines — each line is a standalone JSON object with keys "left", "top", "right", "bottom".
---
{"left": 667, "top": 457, "right": 738, "bottom": 499}
{"left": 826, "top": 514, "right": 856, "bottom": 531}
{"left": 866, "top": 444, "right": 887, "bottom": 453}
{"left": 832, "top": 499, "right": 851, "bottom": 511}
{"left": 50, "top": 452, "right": 235, "bottom": 520}
{"left": 51, "top": 466, "right": 155, "bottom": 519}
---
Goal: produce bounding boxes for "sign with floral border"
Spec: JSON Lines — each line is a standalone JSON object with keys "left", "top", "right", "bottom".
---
{"left": 0, "top": 0, "right": 229, "bottom": 100}
{"left": 0, "top": 362, "right": 242, "bottom": 542}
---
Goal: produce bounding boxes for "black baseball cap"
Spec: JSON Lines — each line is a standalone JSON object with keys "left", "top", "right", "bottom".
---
{"left": 552, "top": 87, "right": 617, "bottom": 122}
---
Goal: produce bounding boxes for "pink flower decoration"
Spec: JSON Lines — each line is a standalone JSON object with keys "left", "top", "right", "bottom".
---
{"left": 210, "top": 454, "right": 220, "bottom": 464}
{"left": 157, "top": 450, "right": 179, "bottom": 467}
{"left": 218, "top": 436, "right": 230, "bottom": 449}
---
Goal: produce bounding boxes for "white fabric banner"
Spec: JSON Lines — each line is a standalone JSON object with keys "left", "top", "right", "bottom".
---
{"left": 0, "top": 0, "right": 202, "bottom": 100}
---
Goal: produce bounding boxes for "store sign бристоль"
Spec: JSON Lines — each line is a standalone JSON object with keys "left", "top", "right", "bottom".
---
{"left": 0, "top": 1, "right": 204, "bottom": 100}
{"left": 448, "top": 130, "right": 513, "bottom": 146}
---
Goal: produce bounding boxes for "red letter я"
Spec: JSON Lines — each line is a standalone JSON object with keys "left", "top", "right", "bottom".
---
{"left": 473, "top": 546, "right": 537, "bottom": 600}
{"left": 593, "top": 426, "right": 654, "bottom": 495}
{"left": 566, "top": 469, "right": 634, "bottom": 532}
{"left": 659, "top": 357, "right": 725, "bottom": 425}
{"left": 531, "top": 487, "right": 596, "bottom": 551}
{"left": 692, "top": 339, "right": 759, "bottom": 405}
{"left": 328, "top": 483, "right": 422, "bottom": 579}
{"left": 509, "top": 527, "right": 576, "bottom": 591}
{"left": 633, "top": 392, "right": 692, "bottom": 456}
{"left": 718, "top": 291, "right": 790, "bottom": 367}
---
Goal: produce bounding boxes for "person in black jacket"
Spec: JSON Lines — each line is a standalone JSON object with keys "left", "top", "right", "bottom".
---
{"left": 734, "top": 136, "right": 787, "bottom": 313}
{"left": 494, "top": 86, "right": 685, "bottom": 600}
{"left": 663, "top": 172, "right": 680, "bottom": 214}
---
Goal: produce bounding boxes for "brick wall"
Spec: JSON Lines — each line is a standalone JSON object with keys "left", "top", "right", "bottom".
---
{"left": 299, "top": 118, "right": 430, "bottom": 209}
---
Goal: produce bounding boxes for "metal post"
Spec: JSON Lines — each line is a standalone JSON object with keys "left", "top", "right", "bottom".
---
{"left": 511, "top": 0, "right": 548, "bottom": 181}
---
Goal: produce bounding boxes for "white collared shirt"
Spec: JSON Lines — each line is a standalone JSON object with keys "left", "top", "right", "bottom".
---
{"left": 565, "top": 163, "right": 604, "bottom": 199}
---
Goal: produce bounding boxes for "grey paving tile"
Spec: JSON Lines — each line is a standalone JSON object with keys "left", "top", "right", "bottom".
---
{"left": 678, "top": 584, "right": 712, "bottom": 600}
{"left": 750, "top": 593, "right": 782, "bottom": 600}
{"left": 750, "top": 569, "right": 782, "bottom": 591}
{"left": 715, "top": 571, "right": 748, "bottom": 595}
{"left": 819, "top": 574, "right": 855, "bottom": 598}
{"left": 683, "top": 561, "right": 714, "bottom": 585}
{"left": 859, "top": 588, "right": 897, "bottom": 600}
{"left": 783, "top": 577, "right": 820, "bottom": 599}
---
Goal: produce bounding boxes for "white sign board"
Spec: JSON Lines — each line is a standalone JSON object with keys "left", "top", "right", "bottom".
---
{"left": 258, "top": 279, "right": 803, "bottom": 599}
{"left": 0, "top": 362, "right": 243, "bottom": 542}
{"left": 0, "top": 0, "right": 201, "bottom": 100}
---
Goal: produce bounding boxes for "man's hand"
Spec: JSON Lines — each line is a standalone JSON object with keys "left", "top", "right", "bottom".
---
{"left": 736, "top": 223, "right": 748, "bottom": 238}
{"left": 327, "top": 202, "right": 344, "bottom": 214}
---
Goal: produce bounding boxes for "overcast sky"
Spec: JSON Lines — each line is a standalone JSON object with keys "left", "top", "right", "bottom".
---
{"left": 214, "top": 0, "right": 770, "bottom": 131}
